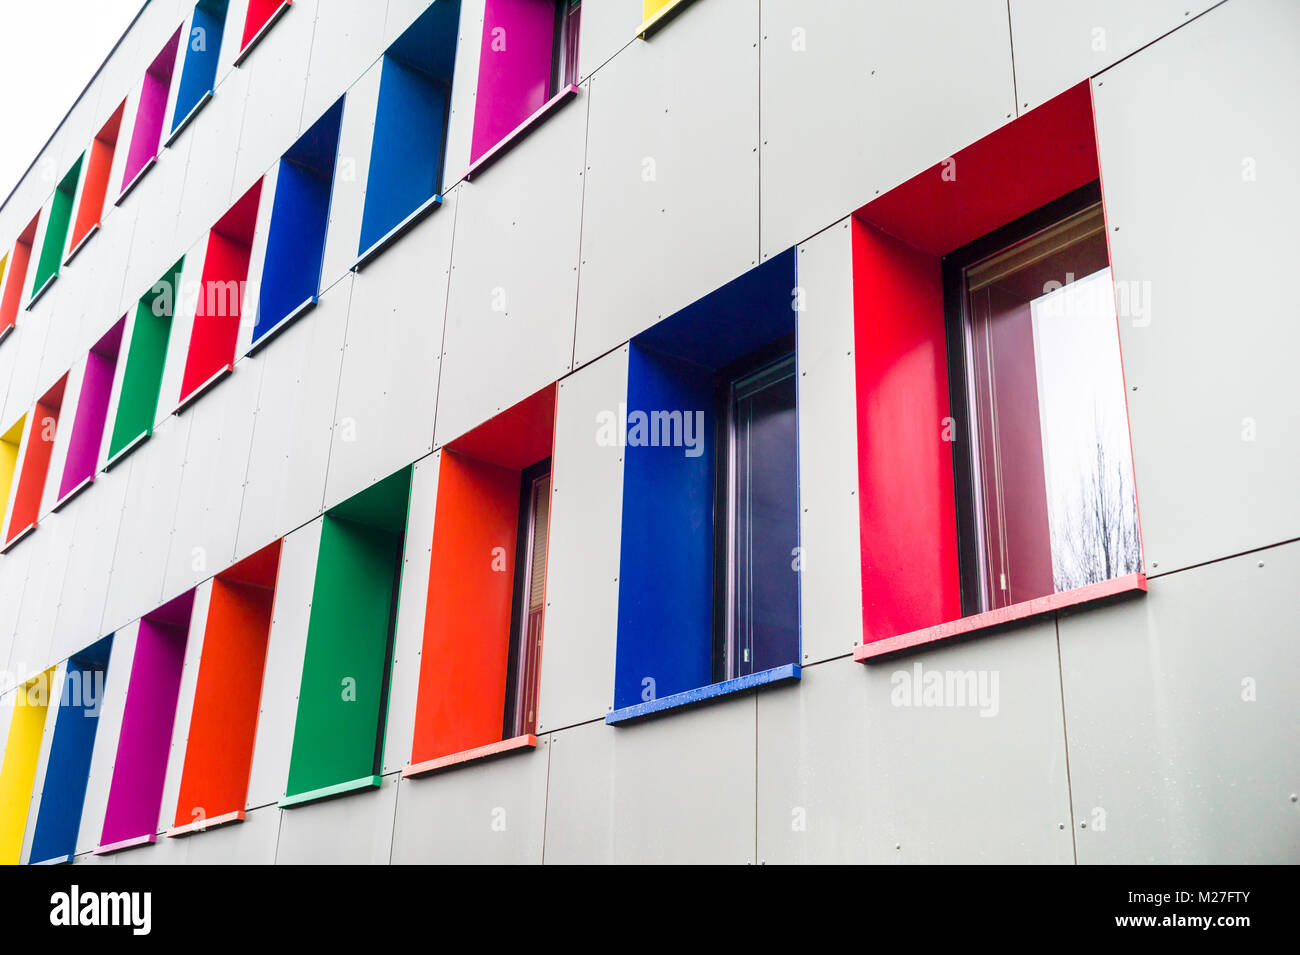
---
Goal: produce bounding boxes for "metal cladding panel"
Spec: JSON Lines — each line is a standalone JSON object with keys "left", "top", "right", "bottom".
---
{"left": 758, "top": 0, "right": 1016, "bottom": 259}
{"left": 235, "top": 277, "right": 350, "bottom": 559}
{"left": 1060, "top": 544, "right": 1300, "bottom": 864}
{"left": 154, "top": 244, "right": 206, "bottom": 430}
{"left": 323, "top": 189, "right": 455, "bottom": 511}
{"left": 77, "top": 204, "right": 139, "bottom": 339}
{"left": 301, "top": 0, "right": 389, "bottom": 128}
{"left": 859, "top": 619, "right": 1075, "bottom": 864}
{"left": 8, "top": 511, "right": 77, "bottom": 679}
{"left": 100, "top": 415, "right": 193, "bottom": 635}
{"left": 274, "top": 772, "right": 399, "bottom": 863}
{"left": 436, "top": 0, "right": 484, "bottom": 191}
{"left": 317, "top": 62, "right": 380, "bottom": 292}
{"left": 1094, "top": 0, "right": 1300, "bottom": 575}
{"left": 163, "top": 360, "right": 263, "bottom": 599}
{"left": 75, "top": 623, "right": 138, "bottom": 856}
{"left": 577, "top": 0, "right": 640, "bottom": 83}
{"left": 1009, "top": 1, "right": 1217, "bottom": 111}
{"left": 795, "top": 222, "right": 864, "bottom": 664}
{"left": 1, "top": 319, "right": 49, "bottom": 429}
{"left": 381, "top": 452, "right": 438, "bottom": 776}
{"left": 535, "top": 348, "right": 626, "bottom": 733}
{"left": 544, "top": 695, "right": 757, "bottom": 864}
{"left": 52, "top": 467, "right": 130, "bottom": 661}
{"left": 244, "top": 517, "right": 320, "bottom": 809}
{"left": 0, "top": 550, "right": 28, "bottom": 689}
{"left": 120, "top": 134, "right": 193, "bottom": 311}
{"left": 183, "top": 802, "right": 279, "bottom": 864}
{"left": 231, "top": 0, "right": 318, "bottom": 192}
{"left": 391, "top": 738, "right": 548, "bottom": 864}
{"left": 573, "top": 0, "right": 760, "bottom": 368}
{"left": 173, "top": 66, "right": 249, "bottom": 253}
{"left": 756, "top": 658, "right": 870, "bottom": 863}
{"left": 435, "top": 94, "right": 585, "bottom": 447}
{"left": 158, "top": 581, "right": 214, "bottom": 836}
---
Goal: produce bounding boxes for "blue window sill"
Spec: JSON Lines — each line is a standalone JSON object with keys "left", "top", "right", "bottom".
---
{"left": 606, "top": 663, "right": 801, "bottom": 725}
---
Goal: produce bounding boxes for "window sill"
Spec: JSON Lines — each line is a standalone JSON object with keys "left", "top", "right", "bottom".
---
{"left": 52, "top": 474, "right": 95, "bottom": 512}
{"left": 246, "top": 295, "right": 317, "bottom": 356}
{"left": 0, "top": 323, "right": 14, "bottom": 347}
{"left": 402, "top": 734, "right": 537, "bottom": 779}
{"left": 0, "top": 522, "right": 37, "bottom": 554}
{"left": 606, "top": 663, "right": 801, "bottom": 725}
{"left": 63, "top": 222, "right": 100, "bottom": 267}
{"left": 27, "top": 272, "right": 58, "bottom": 310}
{"left": 103, "top": 429, "right": 151, "bottom": 472}
{"left": 352, "top": 193, "right": 443, "bottom": 272}
{"left": 174, "top": 363, "right": 234, "bottom": 415}
{"left": 638, "top": 0, "right": 697, "bottom": 38}
{"left": 277, "top": 773, "right": 381, "bottom": 809}
{"left": 94, "top": 832, "right": 156, "bottom": 856}
{"left": 233, "top": 0, "right": 293, "bottom": 68}
{"left": 30, "top": 853, "right": 74, "bottom": 865}
{"left": 463, "top": 84, "right": 580, "bottom": 183}
{"left": 854, "top": 572, "right": 1148, "bottom": 662}
{"left": 164, "top": 89, "right": 214, "bottom": 149}
{"left": 166, "top": 809, "right": 244, "bottom": 838}
{"left": 115, "top": 156, "right": 157, "bottom": 207}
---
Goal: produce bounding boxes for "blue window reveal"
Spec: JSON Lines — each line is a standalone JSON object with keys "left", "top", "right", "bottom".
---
{"left": 250, "top": 97, "right": 345, "bottom": 351}
{"left": 28, "top": 636, "right": 114, "bottom": 865}
{"left": 610, "top": 250, "right": 802, "bottom": 723}
{"left": 355, "top": 0, "right": 460, "bottom": 266}
{"left": 169, "top": 0, "right": 231, "bottom": 142}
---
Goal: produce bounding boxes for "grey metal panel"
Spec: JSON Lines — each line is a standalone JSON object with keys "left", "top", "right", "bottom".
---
{"left": 0, "top": 314, "right": 50, "bottom": 428}
{"left": 183, "top": 803, "right": 279, "bottom": 864}
{"left": 52, "top": 467, "right": 131, "bottom": 662}
{"left": 244, "top": 517, "right": 320, "bottom": 809}
{"left": 758, "top": 0, "right": 1016, "bottom": 260}
{"left": 859, "top": 620, "right": 1075, "bottom": 863}
{"left": 154, "top": 241, "right": 207, "bottom": 430}
{"left": 110, "top": 834, "right": 190, "bottom": 865}
{"left": 435, "top": 0, "right": 483, "bottom": 191}
{"left": 0, "top": 548, "right": 32, "bottom": 692}
{"left": 1009, "top": 0, "right": 1216, "bottom": 112}
{"left": 576, "top": 0, "right": 640, "bottom": 83}
{"left": 1059, "top": 543, "right": 1300, "bottom": 864}
{"left": 173, "top": 64, "right": 249, "bottom": 253}
{"left": 8, "top": 509, "right": 77, "bottom": 680}
{"left": 76, "top": 621, "right": 139, "bottom": 855}
{"left": 795, "top": 221, "right": 863, "bottom": 664}
{"left": 544, "top": 696, "right": 757, "bottom": 864}
{"left": 158, "top": 579, "right": 213, "bottom": 835}
{"left": 119, "top": 130, "right": 193, "bottom": 312}
{"left": 234, "top": 277, "right": 349, "bottom": 559}
{"left": 301, "top": 0, "right": 388, "bottom": 128}
{"left": 380, "top": 451, "right": 438, "bottom": 775}
{"left": 756, "top": 658, "right": 871, "bottom": 863}
{"left": 322, "top": 188, "right": 455, "bottom": 511}
{"left": 162, "top": 357, "right": 263, "bottom": 599}
{"left": 535, "top": 348, "right": 626, "bottom": 733}
{"left": 435, "top": 91, "right": 586, "bottom": 447}
{"left": 317, "top": 61, "right": 380, "bottom": 293}
{"left": 100, "top": 413, "right": 192, "bottom": 635}
{"left": 390, "top": 738, "right": 548, "bottom": 864}
{"left": 274, "top": 772, "right": 398, "bottom": 863}
{"left": 75, "top": 201, "right": 139, "bottom": 342}
{"left": 1094, "top": 0, "right": 1300, "bottom": 575}
{"left": 573, "top": 0, "right": 760, "bottom": 368}
{"left": 230, "top": 0, "right": 318, "bottom": 191}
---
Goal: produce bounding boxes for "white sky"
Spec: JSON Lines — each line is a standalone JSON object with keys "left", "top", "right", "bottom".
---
{"left": 0, "top": 0, "right": 144, "bottom": 204}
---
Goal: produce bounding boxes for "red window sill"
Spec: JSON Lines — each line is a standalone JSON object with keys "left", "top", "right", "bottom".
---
{"left": 854, "top": 573, "right": 1148, "bottom": 662}
{"left": 401, "top": 734, "right": 537, "bottom": 779}
{"left": 166, "top": 809, "right": 244, "bottom": 838}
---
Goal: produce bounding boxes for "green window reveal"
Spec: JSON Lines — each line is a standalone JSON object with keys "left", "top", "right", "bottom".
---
{"left": 29, "top": 155, "right": 84, "bottom": 306}
{"left": 106, "top": 259, "right": 184, "bottom": 466}
{"left": 280, "top": 466, "right": 412, "bottom": 807}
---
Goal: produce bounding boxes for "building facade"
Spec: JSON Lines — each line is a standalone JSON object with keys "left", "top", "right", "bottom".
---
{"left": 0, "top": 0, "right": 1296, "bottom": 865}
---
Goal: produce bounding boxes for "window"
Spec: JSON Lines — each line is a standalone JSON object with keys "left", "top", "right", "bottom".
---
{"left": 0, "top": 216, "right": 38, "bottom": 342}
{"left": 355, "top": 0, "right": 459, "bottom": 266}
{"left": 945, "top": 187, "right": 1141, "bottom": 614}
{"left": 849, "top": 82, "right": 1146, "bottom": 662}
{"left": 67, "top": 101, "right": 126, "bottom": 262}
{"left": 55, "top": 318, "right": 124, "bottom": 507}
{"left": 250, "top": 97, "right": 343, "bottom": 350}
{"left": 118, "top": 28, "right": 183, "bottom": 202}
{"left": 466, "top": 0, "right": 582, "bottom": 178}
{"left": 97, "top": 590, "right": 196, "bottom": 854}
{"left": 106, "top": 259, "right": 185, "bottom": 467}
{"left": 406, "top": 386, "right": 555, "bottom": 776}
{"left": 178, "top": 179, "right": 262, "bottom": 408}
{"left": 3, "top": 374, "right": 68, "bottom": 550}
{"left": 235, "top": 0, "right": 292, "bottom": 65}
{"left": 27, "top": 636, "right": 113, "bottom": 865}
{"left": 169, "top": 541, "right": 281, "bottom": 836}
{"left": 281, "top": 466, "right": 411, "bottom": 807}
{"left": 29, "top": 155, "right": 83, "bottom": 305}
{"left": 0, "top": 668, "right": 56, "bottom": 865}
{"left": 168, "top": 0, "right": 231, "bottom": 143}
{"left": 609, "top": 251, "right": 801, "bottom": 723}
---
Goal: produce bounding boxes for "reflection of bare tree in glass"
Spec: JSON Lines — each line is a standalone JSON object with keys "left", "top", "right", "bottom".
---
{"left": 1052, "top": 407, "right": 1143, "bottom": 591}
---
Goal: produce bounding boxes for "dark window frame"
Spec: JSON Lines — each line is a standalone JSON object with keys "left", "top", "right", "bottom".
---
{"left": 503, "top": 456, "right": 551, "bottom": 738}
